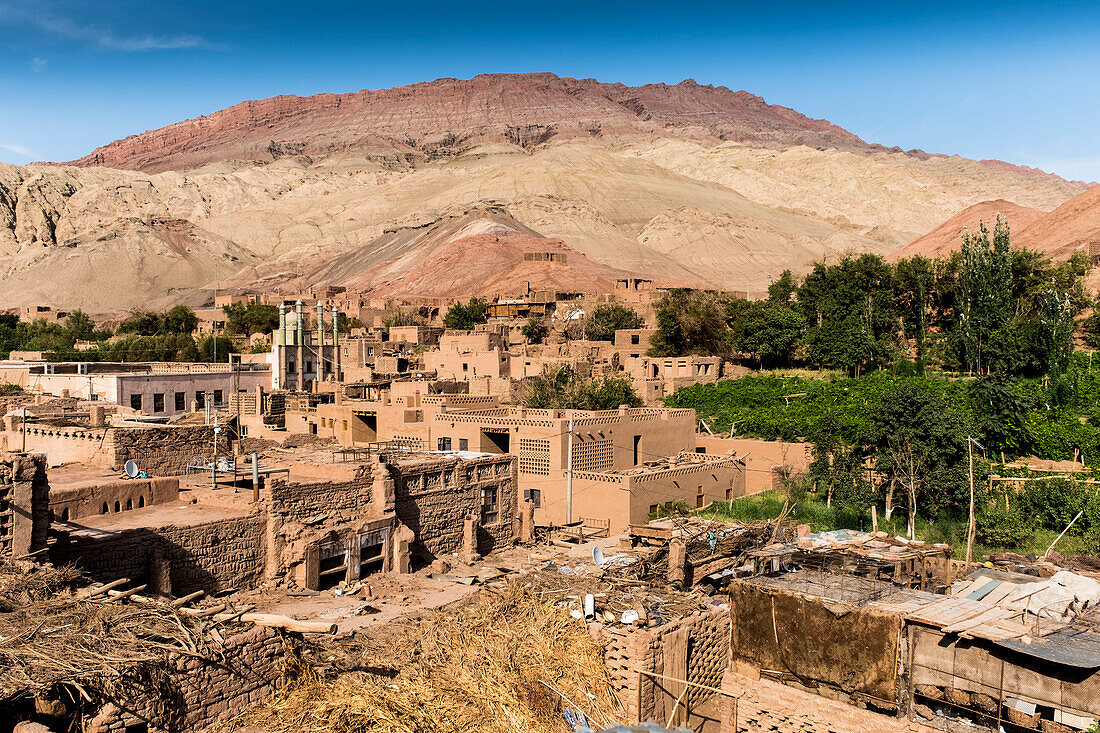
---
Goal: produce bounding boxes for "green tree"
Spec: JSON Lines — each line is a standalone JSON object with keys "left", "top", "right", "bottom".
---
{"left": 732, "top": 301, "right": 805, "bottom": 368}
{"left": 797, "top": 255, "right": 899, "bottom": 375}
{"left": 583, "top": 303, "right": 645, "bottom": 341}
{"left": 893, "top": 256, "right": 936, "bottom": 368}
{"left": 522, "top": 365, "right": 642, "bottom": 410}
{"left": 649, "top": 289, "right": 729, "bottom": 356}
{"left": 443, "top": 298, "right": 489, "bottom": 330}
{"left": 521, "top": 317, "right": 550, "bottom": 344}
{"left": 198, "top": 335, "right": 237, "bottom": 362}
{"left": 223, "top": 303, "right": 279, "bottom": 337}
{"left": 808, "top": 410, "right": 871, "bottom": 511}
{"left": 118, "top": 309, "right": 163, "bottom": 336}
{"left": 969, "top": 375, "right": 1033, "bottom": 456}
{"left": 162, "top": 305, "right": 199, "bottom": 334}
{"left": 63, "top": 310, "right": 96, "bottom": 340}
{"left": 859, "top": 381, "right": 972, "bottom": 536}
{"left": 767, "top": 270, "right": 797, "bottom": 304}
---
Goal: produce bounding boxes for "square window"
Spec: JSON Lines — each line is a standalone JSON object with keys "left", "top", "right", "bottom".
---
{"left": 196, "top": 391, "right": 205, "bottom": 408}
{"left": 523, "top": 488, "right": 542, "bottom": 508}
{"left": 130, "top": 393, "right": 142, "bottom": 411}
{"left": 174, "top": 392, "right": 186, "bottom": 411}
{"left": 152, "top": 393, "right": 164, "bottom": 413}
{"left": 631, "top": 334, "right": 640, "bottom": 345}
{"left": 438, "top": 437, "right": 452, "bottom": 451}
{"left": 213, "top": 390, "right": 223, "bottom": 404}
{"left": 459, "top": 438, "right": 469, "bottom": 451}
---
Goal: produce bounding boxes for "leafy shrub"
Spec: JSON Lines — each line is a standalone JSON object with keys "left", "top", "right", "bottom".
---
{"left": 976, "top": 503, "right": 1034, "bottom": 547}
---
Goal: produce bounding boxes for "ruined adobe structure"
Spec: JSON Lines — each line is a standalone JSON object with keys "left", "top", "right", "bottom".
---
{"left": 0, "top": 452, "right": 49, "bottom": 559}
{"left": 389, "top": 452, "right": 518, "bottom": 560}
{"left": 50, "top": 451, "right": 520, "bottom": 596}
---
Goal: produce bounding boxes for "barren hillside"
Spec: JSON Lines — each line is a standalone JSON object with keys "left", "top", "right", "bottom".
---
{"left": 0, "top": 74, "right": 1088, "bottom": 313}
{"left": 888, "top": 200, "right": 1048, "bottom": 261}
{"left": 892, "top": 186, "right": 1100, "bottom": 264}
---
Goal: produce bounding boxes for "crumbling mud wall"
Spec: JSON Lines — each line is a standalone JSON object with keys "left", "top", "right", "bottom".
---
{"left": 50, "top": 515, "right": 266, "bottom": 595}
{"left": 602, "top": 606, "right": 730, "bottom": 727}
{"left": 84, "top": 625, "right": 290, "bottom": 733}
{"left": 107, "top": 425, "right": 232, "bottom": 476}
{"left": 391, "top": 454, "right": 518, "bottom": 558}
{"left": 49, "top": 476, "right": 179, "bottom": 521}
{"left": 269, "top": 474, "right": 373, "bottom": 522}
{"left": 0, "top": 452, "right": 49, "bottom": 558}
{"left": 728, "top": 582, "right": 902, "bottom": 705}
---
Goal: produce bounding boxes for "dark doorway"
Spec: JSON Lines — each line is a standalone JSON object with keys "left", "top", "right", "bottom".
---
{"left": 483, "top": 430, "right": 510, "bottom": 454}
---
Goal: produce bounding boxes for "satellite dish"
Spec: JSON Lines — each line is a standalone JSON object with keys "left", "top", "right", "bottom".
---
{"left": 592, "top": 545, "right": 605, "bottom": 567}
{"left": 124, "top": 460, "right": 139, "bottom": 478}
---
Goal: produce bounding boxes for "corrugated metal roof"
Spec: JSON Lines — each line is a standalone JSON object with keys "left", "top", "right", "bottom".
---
{"left": 998, "top": 626, "right": 1100, "bottom": 669}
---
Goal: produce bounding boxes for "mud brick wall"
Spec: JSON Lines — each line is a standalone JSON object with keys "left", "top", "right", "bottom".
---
{"left": 717, "top": 669, "right": 939, "bottom": 733}
{"left": 269, "top": 475, "right": 372, "bottom": 523}
{"left": 601, "top": 606, "right": 730, "bottom": 724}
{"left": 0, "top": 452, "right": 50, "bottom": 558}
{"left": 50, "top": 515, "right": 265, "bottom": 595}
{"left": 50, "top": 476, "right": 179, "bottom": 521}
{"left": 107, "top": 424, "right": 233, "bottom": 476}
{"left": 85, "top": 625, "right": 291, "bottom": 733}
{"left": 391, "top": 454, "right": 518, "bottom": 558}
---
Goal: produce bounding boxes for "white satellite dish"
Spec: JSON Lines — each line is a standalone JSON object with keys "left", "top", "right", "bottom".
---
{"left": 124, "top": 460, "right": 140, "bottom": 478}
{"left": 592, "top": 545, "right": 605, "bottom": 566}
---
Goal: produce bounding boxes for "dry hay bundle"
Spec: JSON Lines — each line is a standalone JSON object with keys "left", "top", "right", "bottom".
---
{"left": 0, "top": 560, "right": 82, "bottom": 612}
{"left": 244, "top": 586, "right": 624, "bottom": 733}
{"left": 0, "top": 588, "right": 223, "bottom": 710}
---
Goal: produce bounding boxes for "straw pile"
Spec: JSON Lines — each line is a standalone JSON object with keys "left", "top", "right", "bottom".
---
{"left": 0, "top": 559, "right": 82, "bottom": 612}
{"left": 0, "top": 564, "right": 229, "bottom": 714}
{"left": 242, "top": 585, "right": 625, "bottom": 733}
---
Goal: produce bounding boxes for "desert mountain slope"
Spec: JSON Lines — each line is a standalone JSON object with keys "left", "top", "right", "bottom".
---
{"left": 1015, "top": 185, "right": 1100, "bottom": 260}
{"left": 0, "top": 75, "right": 1089, "bottom": 313}
{"left": 270, "top": 207, "right": 675, "bottom": 300}
{"left": 891, "top": 186, "right": 1100, "bottom": 264}
{"left": 888, "top": 200, "right": 1048, "bottom": 261}
{"left": 66, "top": 73, "right": 873, "bottom": 173}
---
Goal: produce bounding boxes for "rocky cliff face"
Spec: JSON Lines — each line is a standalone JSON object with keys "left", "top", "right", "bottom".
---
{"left": 65, "top": 73, "right": 874, "bottom": 173}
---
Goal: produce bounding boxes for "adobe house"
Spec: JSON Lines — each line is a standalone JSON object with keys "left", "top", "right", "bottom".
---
{"left": 429, "top": 405, "right": 700, "bottom": 526}
{"left": 424, "top": 329, "right": 512, "bottom": 380}
{"left": 564, "top": 452, "right": 747, "bottom": 533}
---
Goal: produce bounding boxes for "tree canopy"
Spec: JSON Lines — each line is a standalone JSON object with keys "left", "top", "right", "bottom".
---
{"left": 583, "top": 303, "right": 645, "bottom": 341}
{"left": 443, "top": 298, "right": 489, "bottom": 330}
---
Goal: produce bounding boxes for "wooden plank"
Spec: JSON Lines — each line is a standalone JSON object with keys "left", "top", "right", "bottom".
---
{"left": 965, "top": 579, "right": 1002, "bottom": 601}
{"left": 980, "top": 582, "right": 1019, "bottom": 607}
{"left": 942, "top": 606, "right": 1013, "bottom": 634}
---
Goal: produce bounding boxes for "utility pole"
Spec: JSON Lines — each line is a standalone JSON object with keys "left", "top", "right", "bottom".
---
{"left": 565, "top": 411, "right": 574, "bottom": 524}
{"left": 965, "top": 436, "right": 984, "bottom": 566}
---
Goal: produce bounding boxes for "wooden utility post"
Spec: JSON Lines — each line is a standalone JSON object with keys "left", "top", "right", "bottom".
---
{"left": 966, "top": 437, "right": 976, "bottom": 566}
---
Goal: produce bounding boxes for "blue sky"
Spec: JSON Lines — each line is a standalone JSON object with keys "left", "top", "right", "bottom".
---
{"left": 1, "top": 0, "right": 1098, "bottom": 181}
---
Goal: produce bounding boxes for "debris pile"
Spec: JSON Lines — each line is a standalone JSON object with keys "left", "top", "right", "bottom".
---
{"left": 626, "top": 517, "right": 788, "bottom": 586}
{"left": 245, "top": 585, "right": 624, "bottom": 733}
